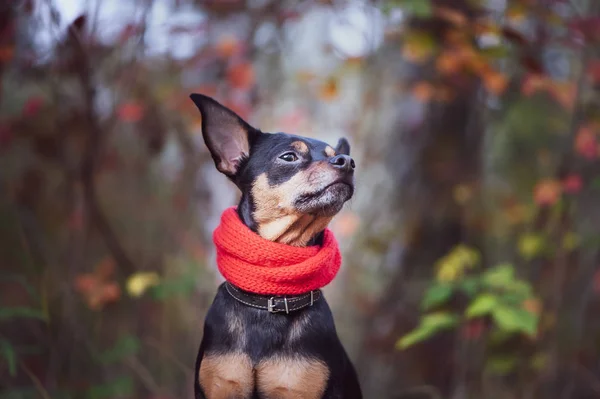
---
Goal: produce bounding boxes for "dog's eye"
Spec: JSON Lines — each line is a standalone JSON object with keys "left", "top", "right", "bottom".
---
{"left": 279, "top": 152, "right": 298, "bottom": 162}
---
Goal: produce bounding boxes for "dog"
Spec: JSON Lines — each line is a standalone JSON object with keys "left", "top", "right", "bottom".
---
{"left": 190, "top": 93, "right": 362, "bottom": 399}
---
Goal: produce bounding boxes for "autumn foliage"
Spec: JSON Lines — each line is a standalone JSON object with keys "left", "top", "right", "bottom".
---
{"left": 1, "top": 0, "right": 600, "bottom": 398}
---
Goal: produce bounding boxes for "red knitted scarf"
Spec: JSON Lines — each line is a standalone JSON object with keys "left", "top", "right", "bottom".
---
{"left": 213, "top": 207, "right": 342, "bottom": 295}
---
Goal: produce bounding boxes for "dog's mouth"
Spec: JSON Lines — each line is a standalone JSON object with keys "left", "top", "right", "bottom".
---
{"left": 293, "top": 178, "right": 354, "bottom": 216}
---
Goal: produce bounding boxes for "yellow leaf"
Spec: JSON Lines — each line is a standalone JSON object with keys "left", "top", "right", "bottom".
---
{"left": 402, "top": 31, "right": 437, "bottom": 63}
{"left": 453, "top": 184, "right": 472, "bottom": 205}
{"left": 436, "top": 244, "right": 480, "bottom": 282}
{"left": 518, "top": 233, "right": 545, "bottom": 260}
{"left": 126, "top": 272, "right": 161, "bottom": 298}
{"left": 562, "top": 232, "right": 580, "bottom": 251}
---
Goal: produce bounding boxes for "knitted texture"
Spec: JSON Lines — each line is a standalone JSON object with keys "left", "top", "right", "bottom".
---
{"left": 213, "top": 207, "right": 342, "bottom": 295}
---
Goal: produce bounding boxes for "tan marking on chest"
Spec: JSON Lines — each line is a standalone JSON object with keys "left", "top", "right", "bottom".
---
{"left": 251, "top": 172, "right": 333, "bottom": 246}
{"left": 256, "top": 356, "right": 330, "bottom": 399}
{"left": 199, "top": 352, "right": 253, "bottom": 399}
{"left": 324, "top": 146, "right": 336, "bottom": 157}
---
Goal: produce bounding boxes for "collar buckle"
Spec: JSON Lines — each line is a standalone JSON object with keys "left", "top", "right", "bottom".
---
{"left": 267, "top": 296, "right": 290, "bottom": 314}
{"left": 267, "top": 297, "right": 276, "bottom": 313}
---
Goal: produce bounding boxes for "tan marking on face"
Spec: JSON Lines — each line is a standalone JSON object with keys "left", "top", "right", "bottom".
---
{"left": 256, "top": 356, "right": 330, "bottom": 399}
{"left": 251, "top": 168, "right": 336, "bottom": 246}
{"left": 324, "top": 146, "right": 336, "bottom": 157}
{"left": 199, "top": 352, "right": 253, "bottom": 399}
{"left": 291, "top": 141, "right": 309, "bottom": 154}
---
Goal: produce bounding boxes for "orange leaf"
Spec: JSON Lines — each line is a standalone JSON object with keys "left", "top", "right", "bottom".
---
{"left": 549, "top": 82, "right": 576, "bottom": 109}
{"left": 533, "top": 179, "right": 562, "bottom": 206}
{"left": 319, "top": 78, "right": 339, "bottom": 101}
{"left": 483, "top": 70, "right": 508, "bottom": 95}
{"left": 412, "top": 82, "right": 435, "bottom": 102}
{"left": 74, "top": 275, "right": 97, "bottom": 294}
{"left": 117, "top": 102, "right": 144, "bottom": 122}
{"left": 523, "top": 299, "right": 541, "bottom": 315}
{"left": 216, "top": 35, "right": 242, "bottom": 58}
{"left": 436, "top": 51, "right": 462, "bottom": 75}
{"left": 521, "top": 74, "right": 547, "bottom": 96}
{"left": 227, "top": 62, "right": 255, "bottom": 90}
{"left": 434, "top": 7, "right": 467, "bottom": 27}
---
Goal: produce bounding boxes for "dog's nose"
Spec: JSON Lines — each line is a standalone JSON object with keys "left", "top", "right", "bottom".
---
{"left": 329, "top": 154, "right": 355, "bottom": 172}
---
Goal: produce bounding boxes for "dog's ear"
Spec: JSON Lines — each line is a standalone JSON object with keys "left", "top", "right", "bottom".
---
{"left": 335, "top": 138, "right": 351, "bottom": 156}
{"left": 190, "top": 93, "right": 260, "bottom": 177}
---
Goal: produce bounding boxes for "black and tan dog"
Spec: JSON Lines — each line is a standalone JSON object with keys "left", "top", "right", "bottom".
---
{"left": 190, "top": 94, "right": 361, "bottom": 399}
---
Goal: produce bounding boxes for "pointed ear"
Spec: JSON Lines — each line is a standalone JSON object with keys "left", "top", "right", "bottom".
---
{"left": 190, "top": 93, "right": 259, "bottom": 177}
{"left": 335, "top": 137, "right": 351, "bottom": 156}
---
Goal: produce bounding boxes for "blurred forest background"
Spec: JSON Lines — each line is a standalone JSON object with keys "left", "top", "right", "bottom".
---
{"left": 1, "top": 0, "right": 600, "bottom": 398}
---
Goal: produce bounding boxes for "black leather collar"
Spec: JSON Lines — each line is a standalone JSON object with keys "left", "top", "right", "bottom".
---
{"left": 224, "top": 282, "right": 321, "bottom": 314}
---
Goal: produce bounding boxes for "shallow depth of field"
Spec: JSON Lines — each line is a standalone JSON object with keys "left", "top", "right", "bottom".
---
{"left": 1, "top": 0, "right": 600, "bottom": 398}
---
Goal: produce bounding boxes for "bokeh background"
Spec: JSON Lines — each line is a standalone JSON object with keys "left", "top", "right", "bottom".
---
{"left": 2, "top": 0, "right": 600, "bottom": 398}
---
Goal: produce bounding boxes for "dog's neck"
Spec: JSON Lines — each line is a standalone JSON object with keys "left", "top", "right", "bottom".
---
{"left": 237, "top": 194, "right": 328, "bottom": 247}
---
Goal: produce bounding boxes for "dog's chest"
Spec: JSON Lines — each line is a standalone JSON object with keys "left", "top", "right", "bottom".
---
{"left": 199, "top": 352, "right": 329, "bottom": 398}
{"left": 200, "top": 310, "right": 330, "bottom": 398}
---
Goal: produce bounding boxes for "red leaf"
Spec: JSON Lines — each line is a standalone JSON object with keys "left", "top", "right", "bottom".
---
{"left": 574, "top": 126, "right": 598, "bottom": 160}
{"left": 568, "top": 17, "right": 600, "bottom": 42}
{"left": 0, "top": 123, "right": 13, "bottom": 150}
{"left": 501, "top": 27, "right": 528, "bottom": 46}
{"left": 22, "top": 96, "right": 44, "bottom": 116}
{"left": 117, "top": 102, "right": 144, "bottom": 122}
{"left": 520, "top": 55, "right": 545, "bottom": 74}
{"left": 594, "top": 270, "right": 600, "bottom": 294}
{"left": 562, "top": 174, "right": 583, "bottom": 194}
{"left": 227, "top": 62, "right": 255, "bottom": 90}
{"left": 461, "top": 320, "right": 485, "bottom": 340}
{"left": 587, "top": 60, "right": 600, "bottom": 83}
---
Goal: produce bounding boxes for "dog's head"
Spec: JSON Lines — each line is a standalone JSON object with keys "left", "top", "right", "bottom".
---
{"left": 190, "top": 94, "right": 355, "bottom": 246}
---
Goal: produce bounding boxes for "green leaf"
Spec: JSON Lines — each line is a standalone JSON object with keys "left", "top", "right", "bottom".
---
{"left": 480, "top": 45, "right": 509, "bottom": 59}
{"left": 396, "top": 326, "right": 437, "bottom": 350}
{"left": 482, "top": 264, "right": 515, "bottom": 289}
{"left": 465, "top": 293, "right": 497, "bottom": 318}
{"left": 458, "top": 277, "right": 479, "bottom": 296}
{"left": 421, "top": 312, "right": 460, "bottom": 329}
{"left": 396, "top": 312, "right": 459, "bottom": 350}
{"left": 150, "top": 276, "right": 195, "bottom": 300}
{"left": 0, "top": 307, "right": 46, "bottom": 321}
{"left": 86, "top": 376, "right": 133, "bottom": 399}
{"left": 400, "top": 0, "right": 432, "bottom": 17}
{"left": 591, "top": 177, "right": 600, "bottom": 190}
{"left": 96, "top": 335, "right": 140, "bottom": 364}
{"left": 530, "top": 352, "right": 549, "bottom": 371}
{"left": 0, "top": 339, "right": 17, "bottom": 376}
{"left": 492, "top": 306, "right": 538, "bottom": 336}
{"left": 486, "top": 355, "right": 518, "bottom": 376}
{"left": 421, "top": 284, "right": 453, "bottom": 310}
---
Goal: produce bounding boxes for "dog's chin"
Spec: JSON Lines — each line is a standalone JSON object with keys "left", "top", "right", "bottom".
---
{"left": 294, "top": 182, "right": 354, "bottom": 217}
